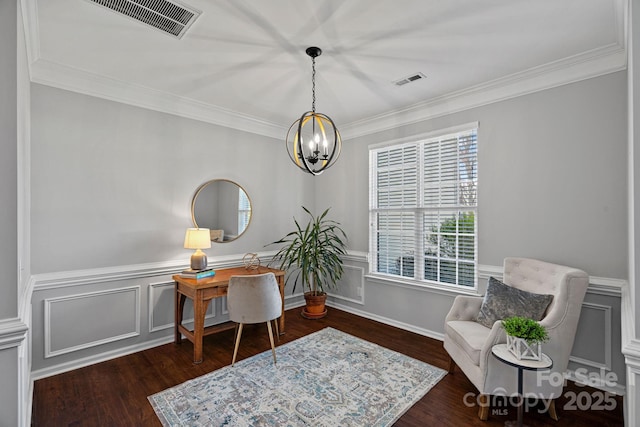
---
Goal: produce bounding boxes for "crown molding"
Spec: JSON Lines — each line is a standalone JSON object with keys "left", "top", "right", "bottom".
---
{"left": 29, "top": 58, "right": 287, "bottom": 140}
{"left": 22, "top": 0, "right": 628, "bottom": 142}
{"left": 28, "top": 42, "right": 626, "bottom": 142}
{"left": 340, "top": 42, "right": 627, "bottom": 139}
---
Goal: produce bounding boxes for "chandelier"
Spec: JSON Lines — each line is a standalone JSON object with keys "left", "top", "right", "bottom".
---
{"left": 286, "top": 47, "right": 342, "bottom": 175}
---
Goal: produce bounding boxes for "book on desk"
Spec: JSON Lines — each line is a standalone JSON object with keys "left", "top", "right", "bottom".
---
{"left": 180, "top": 268, "right": 216, "bottom": 280}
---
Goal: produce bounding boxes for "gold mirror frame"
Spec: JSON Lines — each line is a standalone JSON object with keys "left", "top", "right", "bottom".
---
{"left": 190, "top": 179, "right": 252, "bottom": 243}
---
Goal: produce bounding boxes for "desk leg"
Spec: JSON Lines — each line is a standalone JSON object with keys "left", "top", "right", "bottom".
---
{"left": 174, "top": 286, "right": 187, "bottom": 345}
{"left": 192, "top": 293, "right": 212, "bottom": 364}
{"left": 277, "top": 275, "right": 285, "bottom": 335}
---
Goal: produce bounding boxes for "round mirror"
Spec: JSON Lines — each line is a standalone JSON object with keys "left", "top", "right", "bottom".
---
{"left": 191, "top": 179, "right": 252, "bottom": 243}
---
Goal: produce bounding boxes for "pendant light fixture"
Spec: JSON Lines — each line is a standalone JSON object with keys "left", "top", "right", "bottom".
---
{"left": 286, "top": 47, "right": 342, "bottom": 175}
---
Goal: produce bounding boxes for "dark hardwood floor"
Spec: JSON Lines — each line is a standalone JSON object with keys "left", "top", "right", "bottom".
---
{"left": 32, "top": 307, "right": 624, "bottom": 426}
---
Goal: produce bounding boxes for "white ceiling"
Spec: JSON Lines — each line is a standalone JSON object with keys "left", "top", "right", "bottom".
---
{"left": 23, "top": 0, "right": 627, "bottom": 139}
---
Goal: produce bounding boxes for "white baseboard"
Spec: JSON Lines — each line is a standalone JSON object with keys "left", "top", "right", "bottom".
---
{"left": 31, "top": 335, "right": 175, "bottom": 381}
{"left": 326, "top": 300, "right": 445, "bottom": 342}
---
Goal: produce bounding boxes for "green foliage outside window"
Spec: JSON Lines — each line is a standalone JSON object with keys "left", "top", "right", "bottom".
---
{"left": 395, "top": 212, "right": 475, "bottom": 286}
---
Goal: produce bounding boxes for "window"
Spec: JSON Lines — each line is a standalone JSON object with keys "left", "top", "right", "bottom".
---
{"left": 238, "top": 189, "right": 251, "bottom": 232}
{"left": 369, "top": 125, "right": 478, "bottom": 288}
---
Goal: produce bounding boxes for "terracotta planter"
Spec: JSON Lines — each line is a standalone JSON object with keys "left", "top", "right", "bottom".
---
{"left": 301, "top": 292, "right": 327, "bottom": 319}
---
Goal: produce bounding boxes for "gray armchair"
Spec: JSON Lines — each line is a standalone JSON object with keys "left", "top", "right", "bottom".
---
{"left": 443, "top": 257, "right": 589, "bottom": 419}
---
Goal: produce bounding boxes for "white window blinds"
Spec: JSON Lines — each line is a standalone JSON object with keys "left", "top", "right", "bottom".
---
{"left": 370, "top": 126, "right": 477, "bottom": 288}
{"left": 238, "top": 189, "right": 251, "bottom": 232}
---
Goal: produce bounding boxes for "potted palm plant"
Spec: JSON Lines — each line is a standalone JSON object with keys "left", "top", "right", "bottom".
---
{"left": 268, "top": 206, "right": 348, "bottom": 319}
{"left": 502, "top": 316, "right": 549, "bottom": 361}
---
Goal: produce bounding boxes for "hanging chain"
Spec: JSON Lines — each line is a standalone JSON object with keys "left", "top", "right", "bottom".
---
{"left": 311, "top": 56, "right": 316, "bottom": 113}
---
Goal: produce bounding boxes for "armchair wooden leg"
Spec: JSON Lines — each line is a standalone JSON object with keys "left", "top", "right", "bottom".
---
{"left": 478, "top": 394, "right": 489, "bottom": 420}
{"left": 448, "top": 357, "right": 456, "bottom": 373}
{"left": 273, "top": 319, "right": 280, "bottom": 342}
{"left": 547, "top": 399, "right": 558, "bottom": 420}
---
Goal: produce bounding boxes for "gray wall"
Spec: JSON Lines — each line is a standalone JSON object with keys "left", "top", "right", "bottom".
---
{"left": 29, "top": 84, "right": 316, "bottom": 374}
{"left": 30, "top": 84, "right": 314, "bottom": 274}
{"left": 1, "top": 0, "right": 18, "bottom": 319}
{"left": 321, "top": 71, "right": 628, "bottom": 390}
{"left": 319, "top": 71, "right": 627, "bottom": 278}
{"left": 28, "top": 64, "right": 627, "bottom": 399}
{"left": 1, "top": 1, "right": 22, "bottom": 426}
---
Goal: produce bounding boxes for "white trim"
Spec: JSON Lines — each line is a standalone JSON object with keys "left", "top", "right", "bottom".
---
{"left": 26, "top": 45, "right": 626, "bottom": 142}
{"left": 342, "top": 43, "right": 626, "bottom": 140}
{"left": 327, "top": 300, "right": 445, "bottom": 342}
{"left": 149, "top": 280, "right": 220, "bottom": 335}
{"left": 366, "top": 262, "right": 625, "bottom": 298}
{"left": 366, "top": 273, "right": 481, "bottom": 298}
{"left": 31, "top": 334, "right": 175, "bottom": 381}
{"left": 342, "top": 251, "right": 368, "bottom": 263}
{"left": 627, "top": 366, "right": 640, "bottom": 427}
{"left": 29, "top": 58, "right": 286, "bottom": 140}
{"left": 563, "top": 369, "right": 626, "bottom": 396}
{"left": 148, "top": 281, "right": 175, "bottom": 333}
{"left": 0, "top": 318, "right": 28, "bottom": 351}
{"left": 33, "top": 259, "right": 189, "bottom": 291}
{"left": 17, "top": 3, "right": 33, "bottom": 425}
{"left": 588, "top": 276, "right": 625, "bottom": 297}
{"left": 31, "top": 258, "right": 625, "bottom": 299}
{"left": 32, "top": 251, "right": 279, "bottom": 291}
{"left": 44, "top": 286, "right": 141, "bottom": 358}
{"left": 18, "top": 0, "right": 39, "bottom": 65}
{"left": 478, "top": 264, "right": 503, "bottom": 280}
{"left": 620, "top": 282, "right": 638, "bottom": 358}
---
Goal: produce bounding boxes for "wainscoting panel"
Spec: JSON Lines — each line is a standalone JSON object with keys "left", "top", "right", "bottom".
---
{"left": 31, "top": 254, "right": 626, "bottom": 395}
{"left": 148, "top": 281, "right": 175, "bottom": 333}
{"left": 44, "top": 286, "right": 140, "bottom": 358}
{"left": 148, "top": 280, "right": 218, "bottom": 333}
{"left": 330, "top": 264, "right": 365, "bottom": 305}
{"left": 570, "top": 302, "right": 612, "bottom": 370}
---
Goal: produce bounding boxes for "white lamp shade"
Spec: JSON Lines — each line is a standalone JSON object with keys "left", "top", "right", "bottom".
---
{"left": 184, "top": 228, "right": 212, "bottom": 249}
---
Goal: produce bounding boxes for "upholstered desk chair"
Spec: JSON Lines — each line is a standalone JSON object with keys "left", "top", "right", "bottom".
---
{"left": 443, "top": 257, "right": 589, "bottom": 420}
{"left": 228, "top": 272, "right": 282, "bottom": 366}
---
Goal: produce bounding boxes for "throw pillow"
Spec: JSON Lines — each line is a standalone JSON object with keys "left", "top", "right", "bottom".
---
{"left": 475, "top": 276, "right": 553, "bottom": 328}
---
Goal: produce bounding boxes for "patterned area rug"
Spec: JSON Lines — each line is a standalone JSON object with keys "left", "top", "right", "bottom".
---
{"left": 148, "top": 327, "right": 446, "bottom": 426}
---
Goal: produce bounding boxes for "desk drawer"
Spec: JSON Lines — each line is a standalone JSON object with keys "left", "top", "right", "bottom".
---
{"left": 203, "top": 286, "right": 228, "bottom": 298}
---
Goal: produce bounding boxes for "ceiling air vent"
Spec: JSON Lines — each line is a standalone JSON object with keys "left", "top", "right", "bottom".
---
{"left": 88, "top": 0, "right": 201, "bottom": 39}
{"left": 394, "top": 72, "right": 426, "bottom": 86}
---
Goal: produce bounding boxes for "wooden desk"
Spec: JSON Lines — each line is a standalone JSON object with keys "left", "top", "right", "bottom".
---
{"left": 173, "top": 266, "right": 285, "bottom": 364}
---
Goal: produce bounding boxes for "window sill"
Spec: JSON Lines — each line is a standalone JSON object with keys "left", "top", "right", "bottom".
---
{"left": 365, "top": 273, "right": 481, "bottom": 297}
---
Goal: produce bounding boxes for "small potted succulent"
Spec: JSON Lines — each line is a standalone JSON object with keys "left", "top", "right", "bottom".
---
{"left": 502, "top": 316, "right": 549, "bottom": 361}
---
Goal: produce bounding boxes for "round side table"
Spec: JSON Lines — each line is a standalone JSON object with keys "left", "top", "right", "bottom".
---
{"left": 492, "top": 344, "right": 553, "bottom": 427}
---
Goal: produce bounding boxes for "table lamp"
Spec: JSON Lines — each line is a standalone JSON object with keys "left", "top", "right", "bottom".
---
{"left": 184, "top": 228, "right": 211, "bottom": 271}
